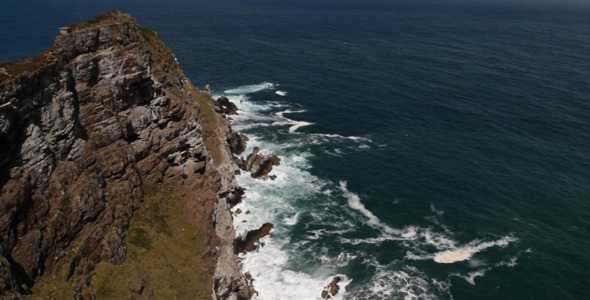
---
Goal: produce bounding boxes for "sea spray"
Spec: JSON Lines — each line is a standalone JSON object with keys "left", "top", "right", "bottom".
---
{"left": 223, "top": 82, "right": 521, "bottom": 299}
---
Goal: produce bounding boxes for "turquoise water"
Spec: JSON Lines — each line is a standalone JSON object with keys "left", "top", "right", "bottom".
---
{"left": 2, "top": 0, "right": 590, "bottom": 299}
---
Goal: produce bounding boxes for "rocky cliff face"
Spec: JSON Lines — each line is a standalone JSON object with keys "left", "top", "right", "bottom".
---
{"left": 0, "top": 11, "right": 254, "bottom": 299}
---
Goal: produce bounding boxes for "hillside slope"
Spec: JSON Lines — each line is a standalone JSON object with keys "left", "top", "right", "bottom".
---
{"left": 0, "top": 11, "right": 252, "bottom": 299}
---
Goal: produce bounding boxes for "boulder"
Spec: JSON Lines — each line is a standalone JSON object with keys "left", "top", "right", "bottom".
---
{"left": 321, "top": 276, "right": 342, "bottom": 299}
{"left": 215, "top": 96, "right": 239, "bottom": 115}
{"left": 234, "top": 223, "right": 274, "bottom": 253}
{"left": 227, "top": 131, "right": 248, "bottom": 155}
{"left": 237, "top": 147, "right": 280, "bottom": 179}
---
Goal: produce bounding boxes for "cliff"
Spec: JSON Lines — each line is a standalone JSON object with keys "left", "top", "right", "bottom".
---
{"left": 0, "top": 11, "right": 253, "bottom": 299}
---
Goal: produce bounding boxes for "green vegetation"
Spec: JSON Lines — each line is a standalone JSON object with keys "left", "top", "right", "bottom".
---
{"left": 28, "top": 230, "right": 88, "bottom": 299}
{"left": 31, "top": 184, "right": 213, "bottom": 299}
{"left": 0, "top": 46, "right": 58, "bottom": 84}
{"left": 137, "top": 25, "right": 181, "bottom": 81}
{"left": 90, "top": 184, "right": 212, "bottom": 299}
{"left": 185, "top": 84, "right": 226, "bottom": 166}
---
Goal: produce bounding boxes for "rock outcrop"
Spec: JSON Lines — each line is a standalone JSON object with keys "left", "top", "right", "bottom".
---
{"left": 227, "top": 131, "right": 249, "bottom": 156}
{"left": 0, "top": 11, "right": 253, "bottom": 299}
{"left": 214, "top": 96, "right": 239, "bottom": 115}
{"left": 237, "top": 147, "right": 281, "bottom": 179}
{"left": 321, "top": 276, "right": 343, "bottom": 299}
{"left": 234, "top": 223, "right": 274, "bottom": 254}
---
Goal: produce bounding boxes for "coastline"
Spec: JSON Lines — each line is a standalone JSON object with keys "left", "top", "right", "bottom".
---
{"left": 218, "top": 85, "right": 353, "bottom": 300}
{"left": 3, "top": 2, "right": 589, "bottom": 299}
{"left": 210, "top": 93, "right": 287, "bottom": 299}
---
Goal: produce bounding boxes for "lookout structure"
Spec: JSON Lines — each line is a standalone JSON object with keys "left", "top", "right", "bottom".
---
{"left": 59, "top": 27, "right": 72, "bottom": 35}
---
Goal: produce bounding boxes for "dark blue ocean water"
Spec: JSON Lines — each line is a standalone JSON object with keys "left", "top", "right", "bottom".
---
{"left": 2, "top": 0, "right": 590, "bottom": 299}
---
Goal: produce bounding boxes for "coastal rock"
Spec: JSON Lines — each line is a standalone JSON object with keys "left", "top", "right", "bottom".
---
{"left": 321, "top": 276, "right": 342, "bottom": 299}
{"left": 234, "top": 223, "right": 274, "bottom": 253}
{"left": 212, "top": 166, "right": 254, "bottom": 299}
{"left": 215, "top": 96, "right": 239, "bottom": 115}
{"left": 237, "top": 147, "right": 280, "bottom": 179}
{"left": 227, "top": 131, "right": 249, "bottom": 155}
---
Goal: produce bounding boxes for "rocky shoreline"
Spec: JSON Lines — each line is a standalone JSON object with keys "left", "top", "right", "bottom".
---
{"left": 0, "top": 11, "right": 277, "bottom": 299}
{"left": 212, "top": 92, "right": 286, "bottom": 299}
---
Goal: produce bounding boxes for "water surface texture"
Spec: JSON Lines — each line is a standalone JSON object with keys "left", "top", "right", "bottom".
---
{"left": 2, "top": 0, "right": 590, "bottom": 299}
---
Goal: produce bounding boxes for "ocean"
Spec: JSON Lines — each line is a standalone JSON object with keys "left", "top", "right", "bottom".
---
{"left": 2, "top": 0, "right": 590, "bottom": 299}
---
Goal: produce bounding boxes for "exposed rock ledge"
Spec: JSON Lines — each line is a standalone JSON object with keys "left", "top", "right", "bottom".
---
{"left": 321, "top": 276, "right": 343, "bottom": 299}
{"left": 0, "top": 11, "right": 275, "bottom": 299}
{"left": 234, "top": 223, "right": 274, "bottom": 254}
{"left": 237, "top": 147, "right": 281, "bottom": 179}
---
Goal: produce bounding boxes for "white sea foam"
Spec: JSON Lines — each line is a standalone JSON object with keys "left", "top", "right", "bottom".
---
{"left": 430, "top": 203, "right": 444, "bottom": 216}
{"left": 242, "top": 239, "right": 353, "bottom": 300}
{"left": 283, "top": 212, "right": 300, "bottom": 226}
{"left": 495, "top": 255, "right": 519, "bottom": 268}
{"left": 311, "top": 133, "right": 373, "bottom": 142}
{"left": 340, "top": 236, "right": 402, "bottom": 245}
{"left": 231, "top": 93, "right": 371, "bottom": 141}
{"left": 226, "top": 82, "right": 373, "bottom": 299}
{"left": 456, "top": 270, "right": 487, "bottom": 285}
{"left": 289, "top": 121, "right": 314, "bottom": 133}
{"left": 433, "top": 236, "right": 518, "bottom": 264}
{"left": 307, "top": 229, "right": 325, "bottom": 240}
{"left": 270, "top": 109, "right": 315, "bottom": 133}
{"left": 468, "top": 257, "right": 487, "bottom": 268}
{"left": 448, "top": 252, "right": 521, "bottom": 285}
{"left": 275, "top": 109, "right": 306, "bottom": 117}
{"left": 224, "top": 82, "right": 275, "bottom": 94}
{"left": 324, "top": 148, "right": 344, "bottom": 157}
{"left": 339, "top": 181, "right": 401, "bottom": 235}
{"left": 233, "top": 97, "right": 315, "bottom": 133}
{"left": 349, "top": 261, "right": 450, "bottom": 300}
{"left": 434, "top": 250, "right": 473, "bottom": 264}
{"left": 231, "top": 133, "right": 351, "bottom": 299}
{"left": 221, "top": 82, "right": 519, "bottom": 300}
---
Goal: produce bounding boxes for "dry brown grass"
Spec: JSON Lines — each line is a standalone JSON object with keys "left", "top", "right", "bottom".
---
{"left": 31, "top": 183, "right": 214, "bottom": 299}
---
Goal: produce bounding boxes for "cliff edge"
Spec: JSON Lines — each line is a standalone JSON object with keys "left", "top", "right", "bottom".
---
{"left": 0, "top": 11, "right": 252, "bottom": 299}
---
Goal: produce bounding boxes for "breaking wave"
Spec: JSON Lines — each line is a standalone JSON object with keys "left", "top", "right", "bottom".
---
{"left": 224, "top": 82, "right": 276, "bottom": 95}
{"left": 220, "top": 82, "right": 520, "bottom": 299}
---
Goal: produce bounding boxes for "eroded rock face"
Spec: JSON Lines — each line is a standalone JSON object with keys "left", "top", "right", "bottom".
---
{"left": 212, "top": 163, "right": 254, "bottom": 300}
{"left": 234, "top": 223, "right": 274, "bottom": 254}
{"left": 227, "top": 131, "right": 249, "bottom": 156}
{"left": 0, "top": 11, "right": 221, "bottom": 296}
{"left": 214, "top": 96, "right": 239, "bottom": 115}
{"left": 237, "top": 147, "right": 281, "bottom": 179}
{"left": 321, "top": 276, "right": 342, "bottom": 299}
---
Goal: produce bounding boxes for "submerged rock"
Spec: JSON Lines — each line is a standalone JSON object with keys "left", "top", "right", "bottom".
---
{"left": 321, "top": 276, "right": 342, "bottom": 299}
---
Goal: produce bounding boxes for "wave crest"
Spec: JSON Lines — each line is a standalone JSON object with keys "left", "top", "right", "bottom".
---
{"left": 224, "top": 82, "right": 275, "bottom": 94}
